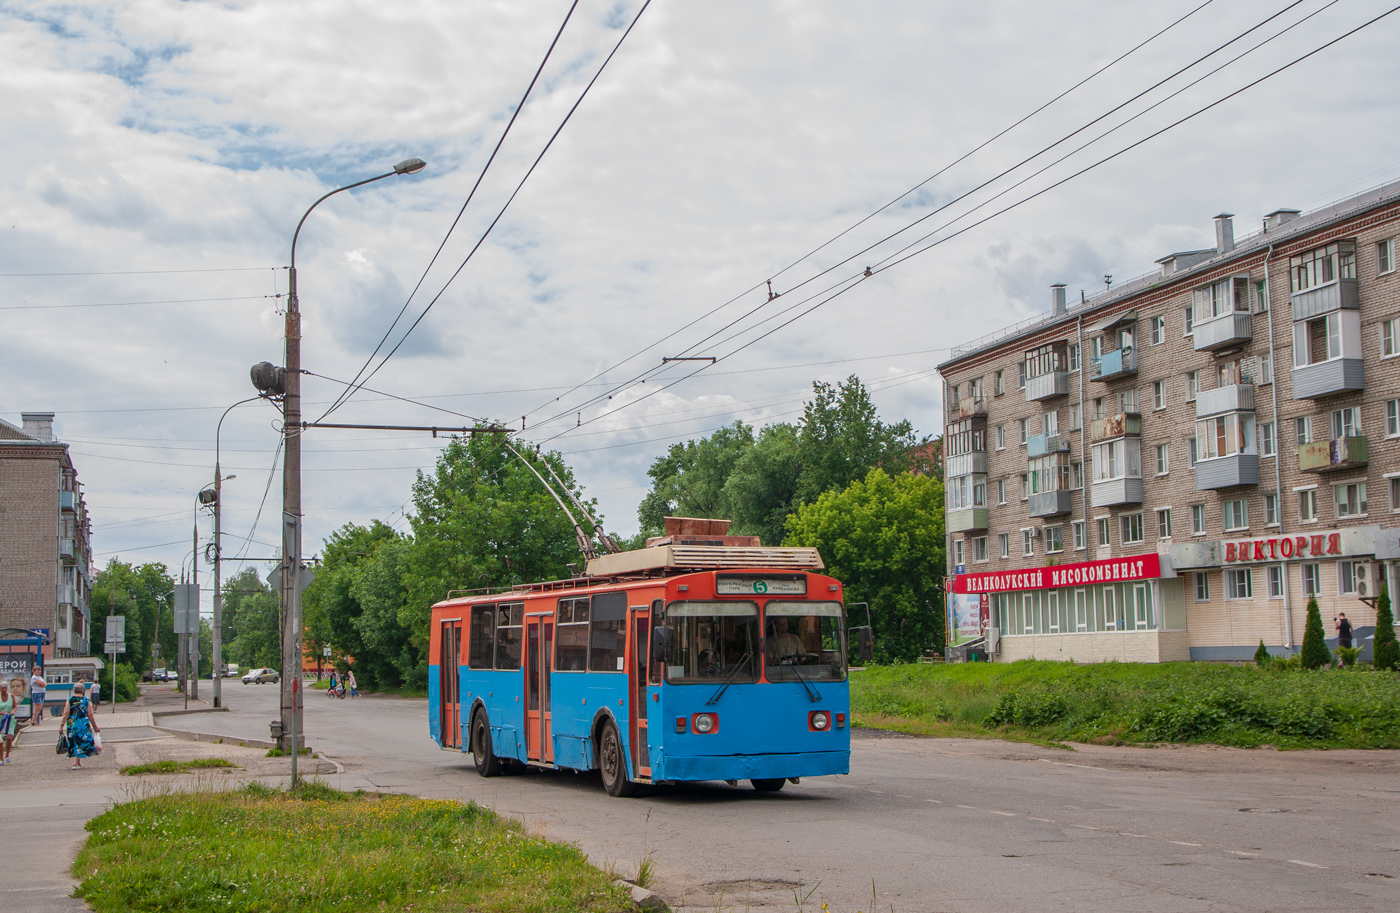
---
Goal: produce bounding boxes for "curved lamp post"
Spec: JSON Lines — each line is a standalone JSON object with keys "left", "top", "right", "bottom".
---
{"left": 278, "top": 157, "right": 427, "bottom": 784}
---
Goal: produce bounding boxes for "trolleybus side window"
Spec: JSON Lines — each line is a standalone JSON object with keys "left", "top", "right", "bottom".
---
{"left": 589, "top": 592, "right": 627, "bottom": 672}
{"left": 765, "top": 601, "right": 847, "bottom": 682}
{"left": 495, "top": 602, "right": 524, "bottom": 670}
{"left": 663, "top": 601, "right": 759, "bottom": 683}
{"left": 468, "top": 604, "right": 496, "bottom": 669}
{"left": 649, "top": 599, "right": 664, "bottom": 685}
{"left": 556, "top": 596, "right": 590, "bottom": 671}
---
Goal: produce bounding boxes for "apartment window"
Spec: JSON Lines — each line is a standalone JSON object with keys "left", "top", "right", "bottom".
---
{"left": 1188, "top": 437, "right": 1198, "bottom": 468}
{"left": 1152, "top": 380, "right": 1165, "bottom": 411}
{"left": 998, "top": 533, "right": 1010, "bottom": 558}
{"left": 1299, "top": 487, "right": 1318, "bottom": 521}
{"left": 1254, "top": 280, "right": 1268, "bottom": 313}
{"left": 973, "top": 536, "right": 988, "bottom": 562}
{"left": 1264, "top": 492, "right": 1279, "bottom": 526}
{"left": 1096, "top": 517, "right": 1111, "bottom": 546}
{"left": 1150, "top": 315, "right": 1165, "bottom": 345}
{"left": 1261, "top": 422, "right": 1276, "bottom": 457}
{"left": 1068, "top": 343, "right": 1081, "bottom": 372}
{"left": 1335, "top": 482, "right": 1367, "bottom": 518}
{"left": 1093, "top": 396, "right": 1106, "bottom": 420}
{"left": 1044, "top": 410, "right": 1060, "bottom": 435}
{"left": 1069, "top": 404, "right": 1082, "bottom": 430}
{"left": 1072, "top": 521, "right": 1086, "bottom": 550}
{"left": 995, "top": 424, "right": 1006, "bottom": 449}
{"left": 1071, "top": 461, "right": 1083, "bottom": 489}
{"left": 1155, "top": 443, "right": 1169, "bottom": 476}
{"left": 1387, "top": 400, "right": 1400, "bottom": 437}
{"left": 1267, "top": 565, "right": 1284, "bottom": 598}
{"left": 1338, "top": 560, "right": 1363, "bottom": 596}
{"left": 1091, "top": 438, "right": 1142, "bottom": 483}
{"left": 1045, "top": 526, "right": 1064, "bottom": 554}
{"left": 1194, "top": 573, "right": 1210, "bottom": 602}
{"left": 1226, "top": 568, "right": 1253, "bottom": 600}
{"left": 1295, "top": 416, "right": 1312, "bottom": 446}
{"left": 1184, "top": 306, "right": 1194, "bottom": 337}
{"left": 1018, "top": 418, "right": 1029, "bottom": 445}
{"left": 1156, "top": 508, "right": 1172, "bottom": 539}
{"left": 1022, "top": 529, "right": 1034, "bottom": 556}
{"left": 1091, "top": 336, "right": 1103, "bottom": 361}
{"left": 994, "top": 370, "right": 1005, "bottom": 395}
{"left": 1192, "top": 276, "right": 1250, "bottom": 321}
{"left": 949, "top": 383, "right": 959, "bottom": 403}
{"left": 1383, "top": 318, "right": 1400, "bottom": 357}
{"left": 1379, "top": 238, "right": 1396, "bottom": 275}
{"left": 1223, "top": 499, "right": 1248, "bottom": 531}
{"left": 1191, "top": 504, "right": 1207, "bottom": 535}
{"left": 967, "top": 378, "right": 983, "bottom": 402}
{"left": 1290, "top": 241, "right": 1356, "bottom": 291}
{"left": 1331, "top": 407, "right": 1360, "bottom": 439}
{"left": 1185, "top": 370, "right": 1199, "bottom": 402}
{"left": 1390, "top": 476, "right": 1400, "bottom": 512}
{"left": 1118, "top": 389, "right": 1136, "bottom": 413}
{"left": 1259, "top": 351, "right": 1272, "bottom": 385}
{"left": 1020, "top": 472, "right": 1029, "bottom": 501}
{"left": 954, "top": 539, "right": 965, "bottom": 567}
{"left": 1302, "top": 563, "right": 1322, "bottom": 597}
{"left": 1120, "top": 513, "right": 1144, "bottom": 544}
{"left": 1295, "top": 312, "right": 1342, "bottom": 366}
{"left": 1017, "top": 362, "right": 1027, "bottom": 389}
{"left": 996, "top": 479, "right": 1007, "bottom": 505}
{"left": 1196, "top": 411, "right": 1256, "bottom": 462}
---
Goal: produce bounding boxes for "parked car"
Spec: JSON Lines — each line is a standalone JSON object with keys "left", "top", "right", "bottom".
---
{"left": 224, "top": 664, "right": 240, "bottom": 679}
{"left": 242, "top": 667, "right": 279, "bottom": 685}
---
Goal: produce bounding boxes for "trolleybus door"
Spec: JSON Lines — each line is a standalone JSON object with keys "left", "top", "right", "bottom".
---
{"left": 524, "top": 613, "right": 554, "bottom": 763}
{"left": 439, "top": 618, "right": 462, "bottom": 749}
{"left": 629, "top": 606, "right": 651, "bottom": 780}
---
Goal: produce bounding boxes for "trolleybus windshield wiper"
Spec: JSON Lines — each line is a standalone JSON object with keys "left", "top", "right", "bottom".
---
{"left": 785, "top": 660, "right": 822, "bottom": 703}
{"left": 706, "top": 652, "right": 752, "bottom": 706}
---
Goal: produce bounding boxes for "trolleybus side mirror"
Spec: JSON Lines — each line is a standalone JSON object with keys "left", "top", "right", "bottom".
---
{"left": 857, "top": 626, "right": 874, "bottom": 663}
{"left": 651, "top": 625, "right": 671, "bottom": 659}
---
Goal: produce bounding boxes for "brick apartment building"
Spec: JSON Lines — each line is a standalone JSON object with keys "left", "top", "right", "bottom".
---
{"left": 937, "top": 182, "right": 1400, "bottom": 662}
{"left": 0, "top": 413, "right": 93, "bottom": 657}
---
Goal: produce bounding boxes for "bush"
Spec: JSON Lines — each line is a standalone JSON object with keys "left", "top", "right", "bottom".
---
{"left": 1254, "top": 640, "right": 1271, "bottom": 666}
{"left": 1337, "top": 646, "right": 1360, "bottom": 668}
{"left": 1300, "top": 597, "right": 1331, "bottom": 670}
{"left": 1374, "top": 581, "right": 1399, "bottom": 672}
{"left": 112, "top": 663, "right": 140, "bottom": 703}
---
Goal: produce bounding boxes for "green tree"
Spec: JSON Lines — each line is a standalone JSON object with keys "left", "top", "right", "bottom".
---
{"left": 1374, "top": 580, "right": 1398, "bottom": 671}
{"left": 636, "top": 421, "right": 754, "bottom": 535}
{"left": 351, "top": 536, "right": 422, "bottom": 688}
{"left": 302, "top": 521, "right": 405, "bottom": 687}
{"left": 723, "top": 423, "right": 802, "bottom": 546}
{"left": 227, "top": 588, "right": 281, "bottom": 670}
{"left": 794, "top": 376, "right": 919, "bottom": 504}
{"left": 90, "top": 560, "right": 174, "bottom": 675}
{"left": 1300, "top": 596, "right": 1331, "bottom": 670}
{"left": 1253, "top": 639, "right": 1271, "bottom": 666}
{"left": 783, "top": 468, "right": 945, "bottom": 662}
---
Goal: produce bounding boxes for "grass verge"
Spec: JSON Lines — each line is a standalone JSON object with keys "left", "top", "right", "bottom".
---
{"left": 851, "top": 660, "right": 1400, "bottom": 749}
{"left": 120, "top": 759, "right": 237, "bottom": 776}
{"left": 75, "top": 783, "right": 630, "bottom": 913}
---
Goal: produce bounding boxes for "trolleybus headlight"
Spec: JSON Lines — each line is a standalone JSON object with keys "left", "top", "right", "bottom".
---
{"left": 809, "top": 710, "right": 831, "bottom": 731}
{"left": 692, "top": 712, "right": 718, "bottom": 734}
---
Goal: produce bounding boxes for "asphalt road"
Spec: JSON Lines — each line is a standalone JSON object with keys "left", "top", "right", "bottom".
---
{"left": 162, "top": 679, "right": 1400, "bottom": 913}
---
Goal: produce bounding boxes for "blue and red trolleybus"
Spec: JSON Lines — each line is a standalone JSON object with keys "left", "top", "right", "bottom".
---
{"left": 428, "top": 532, "right": 853, "bottom": 796}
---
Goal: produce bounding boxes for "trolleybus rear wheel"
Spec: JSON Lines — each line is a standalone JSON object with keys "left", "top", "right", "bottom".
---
{"left": 599, "top": 721, "right": 636, "bottom": 797}
{"left": 751, "top": 778, "right": 786, "bottom": 792}
{"left": 471, "top": 711, "right": 501, "bottom": 778}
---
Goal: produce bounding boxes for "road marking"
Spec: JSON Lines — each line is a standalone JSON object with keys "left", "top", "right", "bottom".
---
{"left": 1230, "top": 851, "right": 1259, "bottom": 858}
{"left": 1037, "top": 759, "right": 1108, "bottom": 771}
{"left": 1120, "top": 833, "right": 1152, "bottom": 839}
{"left": 1027, "top": 817, "right": 1055, "bottom": 823}
{"left": 1170, "top": 841, "right": 1202, "bottom": 847}
{"left": 1069, "top": 824, "right": 1101, "bottom": 830}
{"left": 1289, "top": 860, "right": 1328, "bottom": 869}
{"left": 991, "top": 811, "right": 1016, "bottom": 817}
{"left": 924, "top": 799, "right": 942, "bottom": 804}
{"left": 956, "top": 804, "right": 979, "bottom": 810}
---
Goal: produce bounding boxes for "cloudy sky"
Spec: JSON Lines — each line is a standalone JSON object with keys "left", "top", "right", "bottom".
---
{"left": 4, "top": 0, "right": 1400, "bottom": 604}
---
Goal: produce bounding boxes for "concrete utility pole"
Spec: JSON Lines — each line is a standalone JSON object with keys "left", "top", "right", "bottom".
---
{"left": 190, "top": 516, "right": 198, "bottom": 701}
{"left": 269, "top": 156, "right": 426, "bottom": 786}
{"left": 208, "top": 398, "right": 254, "bottom": 709}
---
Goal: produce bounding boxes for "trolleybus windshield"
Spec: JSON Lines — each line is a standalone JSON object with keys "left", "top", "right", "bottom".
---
{"left": 764, "top": 601, "right": 847, "bottom": 682}
{"left": 663, "top": 601, "right": 759, "bottom": 683}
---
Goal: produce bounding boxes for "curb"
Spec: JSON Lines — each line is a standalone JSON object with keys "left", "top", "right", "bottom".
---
{"left": 613, "top": 879, "right": 669, "bottom": 912}
{"left": 150, "top": 707, "right": 228, "bottom": 717}
{"left": 153, "top": 727, "right": 277, "bottom": 750}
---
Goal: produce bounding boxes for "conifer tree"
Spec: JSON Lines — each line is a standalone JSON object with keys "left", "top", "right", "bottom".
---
{"left": 1253, "top": 639, "right": 1271, "bottom": 666}
{"left": 1300, "top": 596, "right": 1331, "bottom": 670}
{"left": 1373, "top": 580, "right": 1399, "bottom": 672}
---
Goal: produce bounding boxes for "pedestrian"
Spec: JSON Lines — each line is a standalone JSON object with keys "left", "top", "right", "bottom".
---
{"left": 59, "top": 682, "right": 100, "bottom": 769}
{"left": 0, "top": 679, "right": 17, "bottom": 765}
{"left": 347, "top": 670, "right": 358, "bottom": 699}
{"left": 90, "top": 678, "right": 100, "bottom": 707}
{"left": 1336, "top": 612, "right": 1354, "bottom": 648}
{"left": 29, "top": 667, "right": 46, "bottom": 725}
{"left": 328, "top": 670, "right": 338, "bottom": 695}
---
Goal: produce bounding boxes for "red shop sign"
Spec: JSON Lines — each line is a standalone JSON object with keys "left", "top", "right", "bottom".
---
{"left": 953, "top": 553, "right": 1161, "bottom": 595}
{"left": 1224, "top": 533, "right": 1340, "bottom": 563}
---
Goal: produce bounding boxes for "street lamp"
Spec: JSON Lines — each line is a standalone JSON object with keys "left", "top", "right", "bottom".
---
{"left": 266, "top": 157, "right": 427, "bottom": 784}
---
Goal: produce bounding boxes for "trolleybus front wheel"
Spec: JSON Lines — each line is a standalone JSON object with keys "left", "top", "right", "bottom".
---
{"left": 751, "top": 778, "right": 786, "bottom": 792}
{"left": 598, "top": 721, "right": 636, "bottom": 797}
{"left": 471, "top": 711, "right": 501, "bottom": 778}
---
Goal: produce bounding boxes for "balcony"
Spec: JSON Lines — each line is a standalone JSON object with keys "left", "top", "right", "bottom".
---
{"left": 57, "top": 583, "right": 76, "bottom": 606}
{"left": 60, "top": 537, "right": 75, "bottom": 561}
{"left": 1299, "top": 435, "right": 1369, "bottom": 473}
{"left": 1091, "top": 347, "right": 1137, "bottom": 381}
{"left": 60, "top": 490, "right": 78, "bottom": 511}
{"left": 1027, "top": 433, "right": 1071, "bottom": 458}
{"left": 1291, "top": 278, "right": 1359, "bottom": 321}
{"left": 1090, "top": 412, "right": 1141, "bottom": 441}
{"left": 1024, "top": 370, "right": 1069, "bottom": 402}
{"left": 947, "top": 507, "right": 989, "bottom": 533}
{"left": 1091, "top": 477, "right": 1143, "bottom": 507}
{"left": 957, "top": 397, "right": 987, "bottom": 419}
{"left": 1195, "top": 384, "right": 1255, "bottom": 418}
{"left": 945, "top": 451, "right": 988, "bottom": 478}
{"left": 1028, "top": 489, "right": 1073, "bottom": 518}
{"left": 55, "top": 628, "right": 74, "bottom": 651}
{"left": 1192, "top": 311, "right": 1252, "bottom": 352}
{"left": 1194, "top": 454, "right": 1259, "bottom": 490}
{"left": 1293, "top": 358, "right": 1364, "bottom": 400}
